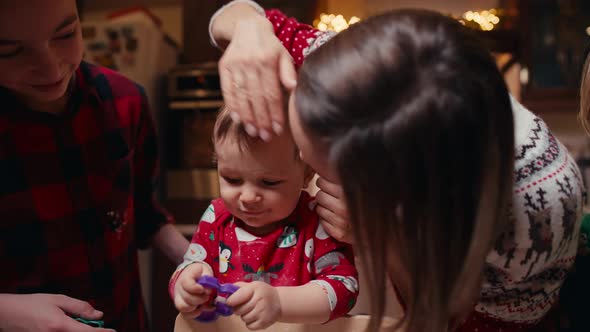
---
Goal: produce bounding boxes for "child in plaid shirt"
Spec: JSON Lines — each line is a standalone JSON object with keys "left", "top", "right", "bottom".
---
{"left": 0, "top": 1, "right": 187, "bottom": 331}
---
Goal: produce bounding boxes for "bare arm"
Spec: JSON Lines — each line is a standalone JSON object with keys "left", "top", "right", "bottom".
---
{"left": 227, "top": 281, "right": 330, "bottom": 329}
{"left": 209, "top": 1, "right": 270, "bottom": 50}
{"left": 208, "top": 1, "right": 297, "bottom": 141}
{"left": 276, "top": 283, "right": 331, "bottom": 324}
{"left": 152, "top": 223, "right": 189, "bottom": 264}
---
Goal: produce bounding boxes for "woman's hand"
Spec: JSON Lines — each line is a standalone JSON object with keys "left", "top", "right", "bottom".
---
{"left": 0, "top": 293, "right": 115, "bottom": 332}
{"left": 315, "top": 177, "right": 354, "bottom": 244}
{"left": 212, "top": 3, "right": 297, "bottom": 141}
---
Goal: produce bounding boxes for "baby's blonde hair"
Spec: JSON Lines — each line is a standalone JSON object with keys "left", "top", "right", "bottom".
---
{"left": 213, "top": 106, "right": 261, "bottom": 153}
{"left": 212, "top": 106, "right": 300, "bottom": 160}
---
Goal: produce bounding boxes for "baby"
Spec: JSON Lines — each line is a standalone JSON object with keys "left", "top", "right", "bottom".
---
{"left": 169, "top": 107, "right": 359, "bottom": 330}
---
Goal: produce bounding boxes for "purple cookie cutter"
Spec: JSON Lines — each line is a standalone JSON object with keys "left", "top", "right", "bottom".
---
{"left": 195, "top": 275, "right": 240, "bottom": 322}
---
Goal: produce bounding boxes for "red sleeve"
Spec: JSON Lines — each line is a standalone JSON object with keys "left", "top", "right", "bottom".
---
{"left": 168, "top": 200, "right": 227, "bottom": 300}
{"left": 264, "top": 9, "right": 335, "bottom": 68}
{"left": 310, "top": 222, "right": 359, "bottom": 320}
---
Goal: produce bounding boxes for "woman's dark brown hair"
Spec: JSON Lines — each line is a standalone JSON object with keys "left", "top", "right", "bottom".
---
{"left": 295, "top": 9, "right": 514, "bottom": 331}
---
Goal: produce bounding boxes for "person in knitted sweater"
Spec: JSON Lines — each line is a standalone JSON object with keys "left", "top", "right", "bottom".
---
{"left": 169, "top": 107, "right": 358, "bottom": 330}
{"left": 557, "top": 52, "right": 590, "bottom": 332}
{"left": 206, "top": 1, "right": 584, "bottom": 331}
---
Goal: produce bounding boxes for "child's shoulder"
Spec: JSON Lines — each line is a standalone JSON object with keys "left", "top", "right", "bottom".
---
{"left": 79, "top": 61, "right": 146, "bottom": 100}
{"left": 198, "top": 198, "right": 232, "bottom": 227}
{"left": 292, "top": 191, "right": 321, "bottom": 230}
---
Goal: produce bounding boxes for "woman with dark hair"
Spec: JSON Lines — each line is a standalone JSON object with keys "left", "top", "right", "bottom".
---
{"left": 205, "top": 1, "right": 584, "bottom": 331}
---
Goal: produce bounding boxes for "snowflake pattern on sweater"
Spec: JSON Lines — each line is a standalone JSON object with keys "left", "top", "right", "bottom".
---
{"left": 475, "top": 99, "right": 584, "bottom": 325}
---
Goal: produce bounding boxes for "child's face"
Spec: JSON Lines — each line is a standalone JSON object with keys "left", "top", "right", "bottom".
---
{"left": 0, "top": 0, "right": 83, "bottom": 104}
{"left": 215, "top": 133, "right": 313, "bottom": 232}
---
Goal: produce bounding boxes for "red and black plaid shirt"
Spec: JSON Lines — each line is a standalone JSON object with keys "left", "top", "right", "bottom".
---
{"left": 0, "top": 61, "right": 173, "bottom": 331}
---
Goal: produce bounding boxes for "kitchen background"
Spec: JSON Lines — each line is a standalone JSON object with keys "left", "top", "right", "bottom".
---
{"left": 77, "top": 0, "right": 590, "bottom": 330}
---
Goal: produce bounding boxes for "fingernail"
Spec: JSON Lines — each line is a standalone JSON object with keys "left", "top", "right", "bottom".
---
{"left": 244, "top": 124, "right": 258, "bottom": 137}
{"left": 93, "top": 309, "right": 103, "bottom": 316}
{"left": 259, "top": 129, "right": 271, "bottom": 142}
{"left": 272, "top": 121, "right": 283, "bottom": 135}
{"left": 230, "top": 111, "right": 241, "bottom": 124}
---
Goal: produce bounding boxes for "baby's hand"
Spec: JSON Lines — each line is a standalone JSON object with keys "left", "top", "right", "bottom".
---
{"left": 174, "top": 263, "right": 214, "bottom": 319}
{"left": 227, "top": 281, "right": 281, "bottom": 330}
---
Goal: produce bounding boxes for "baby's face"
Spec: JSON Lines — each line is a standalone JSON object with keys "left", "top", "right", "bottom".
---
{"left": 215, "top": 132, "right": 312, "bottom": 233}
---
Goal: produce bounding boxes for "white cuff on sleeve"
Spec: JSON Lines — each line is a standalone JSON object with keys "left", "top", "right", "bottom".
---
{"left": 208, "top": 0, "right": 266, "bottom": 48}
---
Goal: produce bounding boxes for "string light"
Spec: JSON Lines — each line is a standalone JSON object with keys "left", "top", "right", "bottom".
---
{"left": 314, "top": 10, "right": 501, "bottom": 33}
{"left": 461, "top": 9, "right": 501, "bottom": 31}
{"left": 313, "top": 13, "right": 361, "bottom": 33}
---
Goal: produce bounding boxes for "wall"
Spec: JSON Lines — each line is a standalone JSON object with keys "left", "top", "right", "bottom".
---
{"left": 321, "top": 0, "right": 499, "bottom": 19}
{"left": 82, "top": 5, "right": 183, "bottom": 46}
{"left": 502, "top": 64, "right": 586, "bottom": 153}
{"left": 366, "top": 0, "right": 499, "bottom": 16}
{"left": 321, "top": 0, "right": 587, "bottom": 149}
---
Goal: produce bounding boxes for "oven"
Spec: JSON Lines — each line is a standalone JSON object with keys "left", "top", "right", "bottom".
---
{"left": 163, "top": 62, "right": 222, "bottom": 226}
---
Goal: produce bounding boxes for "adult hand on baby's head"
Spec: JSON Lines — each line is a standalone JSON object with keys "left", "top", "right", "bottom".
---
{"left": 0, "top": 293, "right": 115, "bottom": 332}
{"left": 315, "top": 177, "right": 354, "bottom": 244}
{"left": 174, "top": 263, "right": 213, "bottom": 319}
{"left": 219, "top": 14, "right": 297, "bottom": 142}
{"left": 227, "top": 281, "right": 281, "bottom": 330}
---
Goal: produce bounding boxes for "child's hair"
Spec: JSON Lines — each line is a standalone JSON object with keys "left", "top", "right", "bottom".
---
{"left": 579, "top": 52, "right": 590, "bottom": 134}
{"left": 295, "top": 9, "right": 514, "bottom": 331}
{"left": 213, "top": 106, "right": 261, "bottom": 152}
{"left": 213, "top": 106, "right": 300, "bottom": 160}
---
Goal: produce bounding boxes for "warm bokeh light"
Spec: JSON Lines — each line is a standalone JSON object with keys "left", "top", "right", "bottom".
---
{"left": 313, "top": 13, "right": 362, "bottom": 33}
{"left": 462, "top": 9, "right": 501, "bottom": 31}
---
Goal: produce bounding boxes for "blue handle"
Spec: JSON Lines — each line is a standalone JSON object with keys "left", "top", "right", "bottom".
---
{"left": 74, "top": 317, "right": 105, "bottom": 328}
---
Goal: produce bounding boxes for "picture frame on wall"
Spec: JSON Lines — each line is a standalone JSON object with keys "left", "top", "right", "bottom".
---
{"left": 518, "top": 0, "right": 590, "bottom": 112}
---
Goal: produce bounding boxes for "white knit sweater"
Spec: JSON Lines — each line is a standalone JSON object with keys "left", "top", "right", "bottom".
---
{"left": 478, "top": 97, "right": 584, "bottom": 323}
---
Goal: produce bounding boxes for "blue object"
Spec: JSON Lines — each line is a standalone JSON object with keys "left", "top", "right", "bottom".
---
{"left": 74, "top": 317, "right": 105, "bottom": 327}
